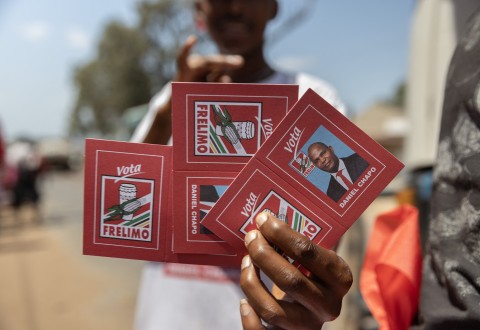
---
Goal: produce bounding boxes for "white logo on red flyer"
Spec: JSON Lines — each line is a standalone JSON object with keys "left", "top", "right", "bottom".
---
{"left": 100, "top": 176, "right": 154, "bottom": 242}
{"left": 194, "top": 101, "right": 262, "bottom": 156}
{"left": 240, "top": 190, "right": 321, "bottom": 240}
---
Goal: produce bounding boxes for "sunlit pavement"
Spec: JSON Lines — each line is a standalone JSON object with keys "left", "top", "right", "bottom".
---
{"left": 0, "top": 168, "right": 144, "bottom": 330}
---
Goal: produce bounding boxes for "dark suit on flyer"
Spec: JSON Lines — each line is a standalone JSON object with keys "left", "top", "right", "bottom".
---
{"left": 326, "top": 153, "right": 369, "bottom": 202}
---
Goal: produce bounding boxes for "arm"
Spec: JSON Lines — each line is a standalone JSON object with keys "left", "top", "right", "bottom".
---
{"left": 136, "top": 35, "right": 244, "bottom": 145}
{"left": 240, "top": 212, "right": 352, "bottom": 330}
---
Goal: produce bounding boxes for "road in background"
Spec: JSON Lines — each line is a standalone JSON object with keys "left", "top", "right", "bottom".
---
{"left": 0, "top": 166, "right": 399, "bottom": 330}
{"left": 0, "top": 168, "right": 145, "bottom": 330}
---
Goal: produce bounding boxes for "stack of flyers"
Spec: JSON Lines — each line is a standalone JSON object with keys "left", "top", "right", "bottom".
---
{"left": 83, "top": 83, "right": 404, "bottom": 267}
{"left": 82, "top": 139, "right": 247, "bottom": 266}
{"left": 83, "top": 82, "right": 299, "bottom": 266}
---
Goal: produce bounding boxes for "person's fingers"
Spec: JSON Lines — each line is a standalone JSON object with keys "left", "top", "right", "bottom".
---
{"left": 244, "top": 229, "right": 340, "bottom": 322}
{"left": 190, "top": 54, "right": 243, "bottom": 71}
{"left": 218, "top": 74, "right": 232, "bottom": 83}
{"left": 176, "top": 35, "right": 197, "bottom": 71}
{"left": 240, "top": 255, "right": 277, "bottom": 309}
{"left": 241, "top": 254, "right": 325, "bottom": 329}
{"left": 205, "top": 70, "right": 229, "bottom": 83}
{"left": 205, "top": 71, "right": 233, "bottom": 83}
{"left": 271, "top": 284, "right": 286, "bottom": 300}
{"left": 255, "top": 212, "right": 352, "bottom": 296}
{"left": 240, "top": 254, "right": 283, "bottom": 327}
{"left": 240, "top": 299, "right": 265, "bottom": 330}
{"left": 188, "top": 54, "right": 243, "bottom": 81}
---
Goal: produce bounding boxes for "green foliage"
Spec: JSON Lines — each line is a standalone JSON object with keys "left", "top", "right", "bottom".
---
{"left": 137, "top": 0, "right": 197, "bottom": 91}
{"left": 69, "top": 0, "right": 195, "bottom": 137}
{"left": 389, "top": 82, "right": 406, "bottom": 108}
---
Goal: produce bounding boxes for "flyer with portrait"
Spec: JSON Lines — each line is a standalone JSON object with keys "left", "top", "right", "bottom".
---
{"left": 172, "top": 170, "right": 236, "bottom": 255}
{"left": 83, "top": 82, "right": 299, "bottom": 265}
{"left": 162, "top": 173, "right": 242, "bottom": 267}
{"left": 201, "top": 89, "right": 404, "bottom": 253}
{"left": 170, "top": 82, "right": 299, "bottom": 255}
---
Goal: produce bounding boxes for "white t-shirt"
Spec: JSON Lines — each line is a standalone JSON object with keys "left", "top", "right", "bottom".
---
{"left": 132, "top": 71, "right": 346, "bottom": 330}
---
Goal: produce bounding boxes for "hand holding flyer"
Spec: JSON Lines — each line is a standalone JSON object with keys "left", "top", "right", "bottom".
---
{"left": 83, "top": 85, "right": 404, "bottom": 267}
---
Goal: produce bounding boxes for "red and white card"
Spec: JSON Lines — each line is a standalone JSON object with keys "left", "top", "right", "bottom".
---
{"left": 83, "top": 138, "right": 242, "bottom": 266}
{"left": 84, "top": 83, "right": 299, "bottom": 266}
{"left": 170, "top": 82, "right": 299, "bottom": 255}
{"left": 84, "top": 85, "right": 404, "bottom": 267}
{"left": 199, "top": 159, "right": 346, "bottom": 253}
{"left": 83, "top": 139, "right": 171, "bottom": 261}
{"left": 172, "top": 171, "right": 236, "bottom": 255}
{"left": 171, "top": 82, "right": 298, "bottom": 172}
{"left": 202, "top": 89, "right": 405, "bottom": 253}
{"left": 162, "top": 170, "right": 242, "bottom": 267}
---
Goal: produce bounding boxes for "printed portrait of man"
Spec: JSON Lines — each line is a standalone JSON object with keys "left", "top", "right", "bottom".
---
{"left": 307, "top": 142, "right": 369, "bottom": 202}
{"left": 199, "top": 185, "right": 228, "bottom": 234}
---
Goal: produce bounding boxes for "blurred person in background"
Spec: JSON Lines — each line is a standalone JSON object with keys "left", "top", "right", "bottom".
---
{"left": 5, "top": 138, "right": 43, "bottom": 222}
{"left": 404, "top": 0, "right": 480, "bottom": 254}
{"left": 0, "top": 119, "right": 6, "bottom": 205}
{"left": 131, "top": 0, "right": 350, "bottom": 329}
{"left": 0, "top": 121, "right": 4, "bottom": 168}
{"left": 131, "top": 0, "right": 346, "bottom": 145}
{"left": 409, "top": 8, "right": 480, "bottom": 329}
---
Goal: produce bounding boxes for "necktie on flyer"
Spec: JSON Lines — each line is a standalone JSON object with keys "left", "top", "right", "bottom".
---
{"left": 336, "top": 169, "right": 353, "bottom": 189}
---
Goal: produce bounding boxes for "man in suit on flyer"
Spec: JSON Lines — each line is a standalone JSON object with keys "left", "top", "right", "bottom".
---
{"left": 307, "top": 141, "right": 369, "bottom": 202}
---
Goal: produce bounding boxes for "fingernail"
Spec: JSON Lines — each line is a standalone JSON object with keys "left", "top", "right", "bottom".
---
{"left": 241, "top": 255, "right": 251, "bottom": 270}
{"left": 244, "top": 231, "right": 257, "bottom": 246}
{"left": 240, "top": 299, "right": 251, "bottom": 316}
{"left": 255, "top": 212, "right": 268, "bottom": 228}
{"left": 226, "top": 55, "right": 243, "bottom": 64}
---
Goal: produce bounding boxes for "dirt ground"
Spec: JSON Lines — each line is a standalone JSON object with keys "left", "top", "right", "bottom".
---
{"left": 0, "top": 168, "right": 397, "bottom": 330}
{"left": 0, "top": 169, "right": 144, "bottom": 330}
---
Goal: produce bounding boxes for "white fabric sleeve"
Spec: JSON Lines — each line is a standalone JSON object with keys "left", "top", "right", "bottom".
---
{"left": 296, "top": 72, "right": 347, "bottom": 116}
{"left": 130, "top": 82, "right": 172, "bottom": 143}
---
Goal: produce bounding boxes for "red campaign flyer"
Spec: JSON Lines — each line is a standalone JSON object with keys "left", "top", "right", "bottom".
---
{"left": 83, "top": 83, "right": 299, "bottom": 265}
{"left": 83, "top": 139, "right": 242, "bottom": 267}
{"left": 171, "top": 82, "right": 298, "bottom": 172}
{"left": 83, "top": 139, "right": 171, "bottom": 262}
{"left": 164, "top": 171, "right": 242, "bottom": 267}
{"left": 172, "top": 171, "right": 236, "bottom": 255}
{"left": 169, "top": 82, "right": 298, "bottom": 257}
{"left": 256, "top": 89, "right": 404, "bottom": 225}
{"left": 202, "top": 89, "right": 404, "bottom": 254}
{"left": 201, "top": 159, "right": 344, "bottom": 253}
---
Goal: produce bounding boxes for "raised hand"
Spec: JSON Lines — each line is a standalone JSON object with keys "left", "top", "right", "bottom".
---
{"left": 174, "top": 35, "right": 244, "bottom": 83}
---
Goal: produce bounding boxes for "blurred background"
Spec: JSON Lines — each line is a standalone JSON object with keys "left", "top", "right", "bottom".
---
{"left": 1, "top": 0, "right": 479, "bottom": 329}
